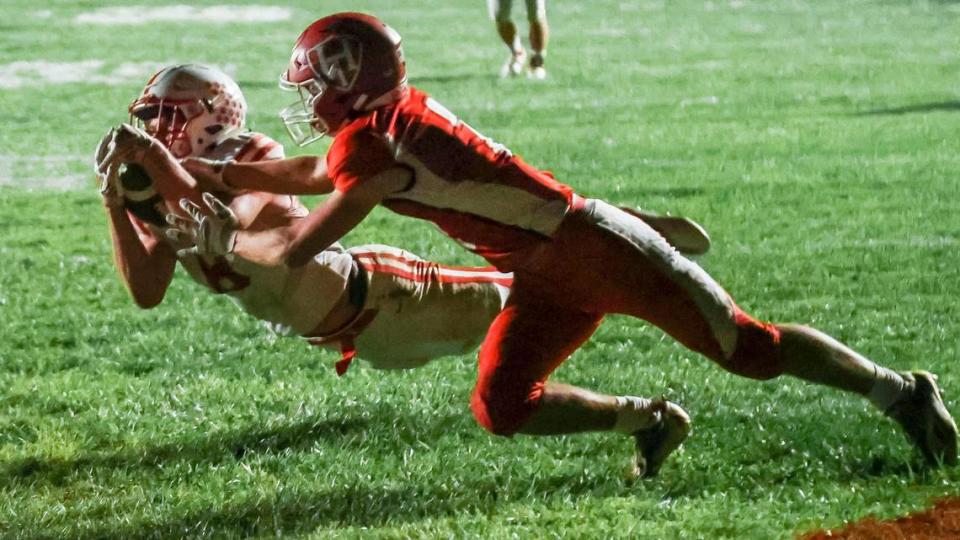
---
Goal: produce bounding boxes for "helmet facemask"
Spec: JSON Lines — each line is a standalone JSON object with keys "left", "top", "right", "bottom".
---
{"left": 131, "top": 100, "right": 205, "bottom": 158}
{"left": 278, "top": 77, "right": 330, "bottom": 146}
{"left": 279, "top": 34, "right": 363, "bottom": 146}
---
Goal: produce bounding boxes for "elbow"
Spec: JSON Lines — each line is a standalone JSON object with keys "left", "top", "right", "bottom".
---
{"left": 307, "top": 159, "right": 332, "bottom": 194}
{"left": 126, "top": 279, "right": 168, "bottom": 309}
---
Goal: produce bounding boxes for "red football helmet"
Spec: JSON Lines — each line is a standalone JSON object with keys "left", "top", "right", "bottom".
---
{"left": 278, "top": 12, "right": 407, "bottom": 145}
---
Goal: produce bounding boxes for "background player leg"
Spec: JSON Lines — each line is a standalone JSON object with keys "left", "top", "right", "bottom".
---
{"left": 525, "top": 0, "right": 549, "bottom": 79}
{"left": 489, "top": 0, "right": 526, "bottom": 77}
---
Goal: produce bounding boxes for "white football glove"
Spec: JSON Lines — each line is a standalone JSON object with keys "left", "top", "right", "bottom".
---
{"left": 165, "top": 193, "right": 239, "bottom": 258}
{"left": 93, "top": 127, "right": 124, "bottom": 207}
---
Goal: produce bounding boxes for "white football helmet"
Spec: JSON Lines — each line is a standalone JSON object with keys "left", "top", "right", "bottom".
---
{"left": 129, "top": 64, "right": 246, "bottom": 158}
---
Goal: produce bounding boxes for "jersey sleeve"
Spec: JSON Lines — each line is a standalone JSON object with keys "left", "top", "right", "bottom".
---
{"left": 326, "top": 128, "right": 397, "bottom": 193}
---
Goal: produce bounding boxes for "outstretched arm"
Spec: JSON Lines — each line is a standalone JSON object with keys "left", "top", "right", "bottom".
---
{"left": 171, "top": 167, "right": 411, "bottom": 268}
{"left": 236, "top": 184, "right": 379, "bottom": 267}
{"left": 95, "top": 127, "right": 177, "bottom": 308}
{"left": 235, "top": 166, "right": 406, "bottom": 266}
{"left": 182, "top": 155, "right": 334, "bottom": 195}
{"left": 105, "top": 204, "right": 178, "bottom": 308}
{"left": 619, "top": 207, "right": 712, "bottom": 256}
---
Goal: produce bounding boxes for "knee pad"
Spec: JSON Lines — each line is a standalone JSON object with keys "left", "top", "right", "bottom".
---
{"left": 722, "top": 309, "right": 784, "bottom": 380}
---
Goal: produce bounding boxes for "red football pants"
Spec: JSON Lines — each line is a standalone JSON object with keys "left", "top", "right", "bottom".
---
{"left": 471, "top": 198, "right": 781, "bottom": 435}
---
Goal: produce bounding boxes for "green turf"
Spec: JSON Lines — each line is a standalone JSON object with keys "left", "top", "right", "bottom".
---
{"left": 2, "top": 0, "right": 960, "bottom": 538}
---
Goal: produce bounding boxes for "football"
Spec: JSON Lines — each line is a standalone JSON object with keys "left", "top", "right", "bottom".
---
{"left": 119, "top": 164, "right": 167, "bottom": 227}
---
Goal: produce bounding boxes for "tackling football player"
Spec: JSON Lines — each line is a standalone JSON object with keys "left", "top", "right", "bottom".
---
{"left": 96, "top": 64, "right": 513, "bottom": 373}
{"left": 175, "top": 13, "right": 957, "bottom": 476}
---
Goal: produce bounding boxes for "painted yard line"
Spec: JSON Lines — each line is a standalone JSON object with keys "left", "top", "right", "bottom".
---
{"left": 0, "top": 154, "right": 91, "bottom": 191}
{"left": 0, "top": 61, "right": 236, "bottom": 90}
{"left": 75, "top": 5, "right": 291, "bottom": 25}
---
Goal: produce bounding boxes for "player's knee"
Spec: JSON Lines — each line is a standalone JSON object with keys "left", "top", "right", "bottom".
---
{"left": 720, "top": 310, "right": 784, "bottom": 380}
{"left": 471, "top": 391, "right": 510, "bottom": 436}
{"left": 470, "top": 383, "right": 538, "bottom": 436}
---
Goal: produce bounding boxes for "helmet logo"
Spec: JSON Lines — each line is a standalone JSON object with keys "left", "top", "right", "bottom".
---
{"left": 306, "top": 35, "right": 362, "bottom": 91}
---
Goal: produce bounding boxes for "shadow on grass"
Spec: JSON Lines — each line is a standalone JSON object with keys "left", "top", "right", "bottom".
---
{"left": 63, "top": 427, "right": 938, "bottom": 539}
{"left": 71, "top": 470, "right": 614, "bottom": 539}
{"left": 2, "top": 414, "right": 369, "bottom": 485}
{"left": 855, "top": 101, "right": 960, "bottom": 116}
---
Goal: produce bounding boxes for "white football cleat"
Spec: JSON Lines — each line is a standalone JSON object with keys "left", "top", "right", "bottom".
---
{"left": 500, "top": 49, "right": 527, "bottom": 78}
{"left": 528, "top": 66, "right": 547, "bottom": 80}
{"left": 528, "top": 53, "right": 547, "bottom": 80}
{"left": 632, "top": 400, "right": 691, "bottom": 478}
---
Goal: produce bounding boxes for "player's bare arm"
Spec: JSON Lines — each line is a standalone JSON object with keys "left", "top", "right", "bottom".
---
{"left": 100, "top": 179, "right": 176, "bottom": 309}
{"left": 96, "top": 128, "right": 178, "bottom": 307}
{"left": 175, "top": 166, "right": 410, "bottom": 267}
{"left": 618, "top": 207, "right": 712, "bottom": 256}
{"left": 182, "top": 155, "right": 334, "bottom": 195}
{"left": 106, "top": 206, "right": 178, "bottom": 308}
{"left": 238, "top": 166, "right": 409, "bottom": 267}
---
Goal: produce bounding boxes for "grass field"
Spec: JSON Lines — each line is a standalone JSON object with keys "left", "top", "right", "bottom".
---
{"left": 2, "top": 0, "right": 960, "bottom": 538}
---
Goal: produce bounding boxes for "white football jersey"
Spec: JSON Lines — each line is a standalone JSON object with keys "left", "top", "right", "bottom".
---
{"left": 136, "top": 131, "right": 355, "bottom": 335}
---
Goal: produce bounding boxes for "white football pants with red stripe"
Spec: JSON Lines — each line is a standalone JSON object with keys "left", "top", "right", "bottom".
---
{"left": 325, "top": 244, "right": 512, "bottom": 370}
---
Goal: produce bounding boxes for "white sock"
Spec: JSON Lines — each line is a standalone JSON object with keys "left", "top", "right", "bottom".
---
{"left": 613, "top": 396, "right": 658, "bottom": 434}
{"left": 868, "top": 366, "right": 910, "bottom": 412}
{"left": 511, "top": 36, "right": 524, "bottom": 56}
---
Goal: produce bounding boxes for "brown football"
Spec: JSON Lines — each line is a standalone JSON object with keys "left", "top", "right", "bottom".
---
{"left": 120, "top": 164, "right": 167, "bottom": 227}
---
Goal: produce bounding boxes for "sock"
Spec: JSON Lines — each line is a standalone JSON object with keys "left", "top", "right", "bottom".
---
{"left": 531, "top": 51, "right": 545, "bottom": 67}
{"left": 868, "top": 366, "right": 910, "bottom": 412}
{"left": 613, "top": 396, "right": 658, "bottom": 434}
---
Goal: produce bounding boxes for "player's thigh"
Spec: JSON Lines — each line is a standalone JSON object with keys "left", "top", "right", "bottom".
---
{"left": 357, "top": 279, "right": 506, "bottom": 368}
{"left": 583, "top": 199, "right": 738, "bottom": 360}
{"left": 524, "top": 0, "right": 546, "bottom": 21}
{"left": 488, "top": 0, "right": 513, "bottom": 21}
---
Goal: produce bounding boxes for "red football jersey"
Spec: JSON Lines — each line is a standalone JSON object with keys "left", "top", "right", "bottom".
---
{"left": 327, "top": 87, "right": 577, "bottom": 264}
